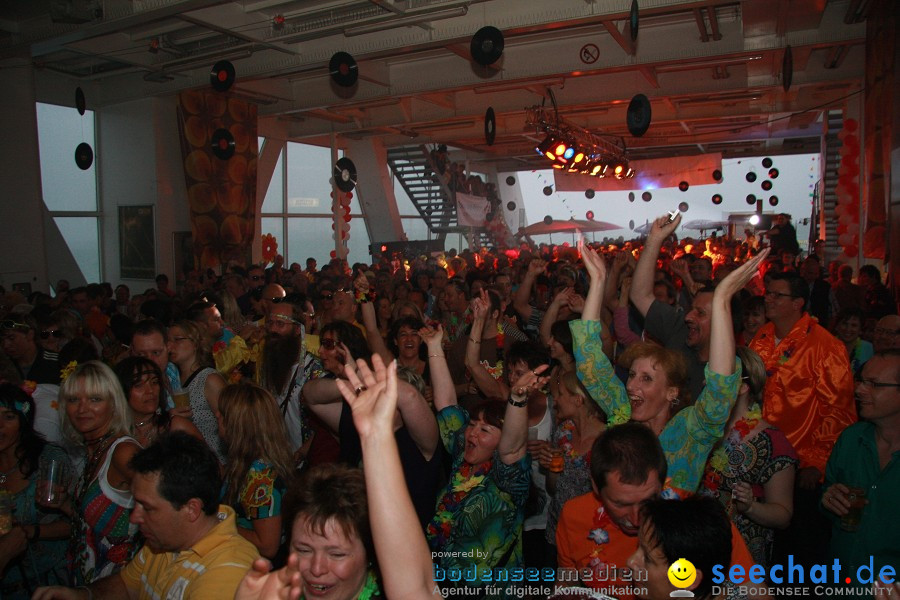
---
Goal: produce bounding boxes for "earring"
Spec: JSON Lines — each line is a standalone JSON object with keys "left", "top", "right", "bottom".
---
{"left": 669, "top": 398, "right": 680, "bottom": 407}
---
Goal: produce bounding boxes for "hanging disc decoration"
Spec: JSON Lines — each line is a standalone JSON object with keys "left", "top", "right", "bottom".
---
{"left": 542, "top": 186, "right": 553, "bottom": 196}
{"left": 506, "top": 201, "right": 516, "bottom": 211}
{"left": 586, "top": 210, "right": 595, "bottom": 220}
{"left": 782, "top": 45, "right": 793, "bottom": 92}
{"left": 712, "top": 194, "right": 723, "bottom": 205}
{"left": 484, "top": 107, "right": 496, "bottom": 145}
{"left": 746, "top": 172, "right": 757, "bottom": 183}
{"left": 641, "top": 191, "right": 652, "bottom": 202}
{"left": 746, "top": 194, "right": 757, "bottom": 205}
{"left": 543, "top": 215, "right": 553, "bottom": 225}
{"left": 761, "top": 180, "right": 773, "bottom": 191}
{"left": 210, "top": 60, "right": 235, "bottom": 92}
{"left": 333, "top": 157, "right": 358, "bottom": 192}
{"left": 678, "top": 201, "right": 689, "bottom": 212}
{"left": 505, "top": 176, "right": 516, "bottom": 185}
{"left": 74, "top": 142, "right": 93, "bottom": 170}
{"left": 712, "top": 169, "right": 723, "bottom": 182}
{"left": 768, "top": 168, "right": 779, "bottom": 179}
{"left": 628, "top": 192, "right": 636, "bottom": 202}
{"left": 762, "top": 157, "right": 773, "bottom": 168}
{"left": 210, "top": 128, "right": 235, "bottom": 160}
{"left": 75, "top": 87, "right": 86, "bottom": 115}
{"left": 329, "top": 52, "right": 359, "bottom": 87}
{"left": 585, "top": 189, "right": 595, "bottom": 199}
{"left": 629, "top": 219, "right": 635, "bottom": 230}
{"left": 629, "top": 0, "right": 640, "bottom": 41}
{"left": 678, "top": 181, "right": 689, "bottom": 192}
{"left": 470, "top": 26, "right": 504, "bottom": 66}
{"left": 626, "top": 94, "right": 652, "bottom": 137}
{"left": 769, "top": 195, "right": 779, "bottom": 206}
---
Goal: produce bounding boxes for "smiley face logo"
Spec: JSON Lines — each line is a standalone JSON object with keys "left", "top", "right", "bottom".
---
{"left": 667, "top": 558, "right": 697, "bottom": 589}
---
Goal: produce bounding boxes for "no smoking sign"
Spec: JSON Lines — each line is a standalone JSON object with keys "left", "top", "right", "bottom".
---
{"left": 580, "top": 43, "right": 599, "bottom": 64}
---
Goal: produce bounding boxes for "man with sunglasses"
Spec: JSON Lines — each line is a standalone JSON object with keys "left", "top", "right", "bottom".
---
{"left": 0, "top": 314, "right": 60, "bottom": 384}
{"left": 750, "top": 270, "right": 856, "bottom": 572}
{"left": 822, "top": 350, "right": 900, "bottom": 591}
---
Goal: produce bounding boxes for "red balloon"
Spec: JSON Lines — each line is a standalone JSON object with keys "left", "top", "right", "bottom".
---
{"left": 836, "top": 223, "right": 848, "bottom": 235}
{"left": 330, "top": 250, "right": 337, "bottom": 258}
{"left": 343, "top": 213, "right": 352, "bottom": 222}
{"left": 346, "top": 192, "right": 353, "bottom": 199}
{"left": 838, "top": 233, "right": 854, "bottom": 246}
{"left": 843, "top": 244, "right": 858, "bottom": 258}
{"left": 844, "top": 119, "right": 859, "bottom": 133}
{"left": 843, "top": 134, "right": 859, "bottom": 149}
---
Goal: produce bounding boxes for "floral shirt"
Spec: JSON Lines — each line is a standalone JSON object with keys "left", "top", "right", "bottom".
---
{"left": 234, "top": 459, "right": 285, "bottom": 531}
{"left": 426, "top": 406, "right": 531, "bottom": 587}
{"left": 570, "top": 320, "right": 741, "bottom": 495}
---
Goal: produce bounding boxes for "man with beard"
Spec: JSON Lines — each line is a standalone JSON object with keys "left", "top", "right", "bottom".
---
{"left": 255, "top": 294, "right": 318, "bottom": 454}
{"left": 630, "top": 213, "right": 715, "bottom": 403}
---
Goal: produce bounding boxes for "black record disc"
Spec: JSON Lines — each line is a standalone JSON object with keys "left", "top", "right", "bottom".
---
{"left": 543, "top": 215, "right": 553, "bottom": 225}
{"left": 585, "top": 189, "right": 595, "bottom": 199}
{"left": 75, "top": 87, "right": 86, "bottom": 115}
{"left": 210, "top": 128, "right": 235, "bottom": 160}
{"left": 210, "top": 60, "right": 235, "bottom": 92}
{"left": 627, "top": 94, "right": 651, "bottom": 137}
{"left": 630, "top": 0, "right": 640, "bottom": 41}
{"left": 329, "top": 52, "right": 358, "bottom": 88}
{"left": 484, "top": 107, "right": 496, "bottom": 145}
{"left": 74, "top": 142, "right": 93, "bottom": 170}
{"left": 470, "top": 26, "right": 504, "bottom": 66}
{"left": 782, "top": 45, "right": 793, "bottom": 92}
{"left": 334, "top": 157, "right": 358, "bottom": 192}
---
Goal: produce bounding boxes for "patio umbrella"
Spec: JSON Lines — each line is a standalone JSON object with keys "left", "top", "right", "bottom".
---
{"left": 633, "top": 221, "right": 652, "bottom": 235}
{"left": 516, "top": 218, "right": 621, "bottom": 237}
{"left": 681, "top": 219, "right": 729, "bottom": 231}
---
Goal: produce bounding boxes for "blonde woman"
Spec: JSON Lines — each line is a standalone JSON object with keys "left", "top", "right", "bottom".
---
{"left": 55, "top": 361, "right": 141, "bottom": 584}
{"left": 218, "top": 382, "right": 294, "bottom": 560}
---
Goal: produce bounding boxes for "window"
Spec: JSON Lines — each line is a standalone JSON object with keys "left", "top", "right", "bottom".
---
{"left": 36, "top": 103, "right": 100, "bottom": 283}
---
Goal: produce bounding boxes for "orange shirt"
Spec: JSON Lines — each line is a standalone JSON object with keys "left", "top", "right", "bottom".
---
{"left": 556, "top": 492, "right": 755, "bottom": 599}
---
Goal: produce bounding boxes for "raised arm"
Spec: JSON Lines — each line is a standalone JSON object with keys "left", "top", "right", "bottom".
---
{"left": 420, "top": 324, "right": 456, "bottom": 411}
{"left": 498, "top": 365, "right": 549, "bottom": 465}
{"left": 512, "top": 259, "right": 546, "bottom": 320}
{"left": 708, "top": 249, "right": 769, "bottom": 376}
{"left": 463, "top": 291, "right": 507, "bottom": 400}
{"left": 539, "top": 288, "right": 571, "bottom": 346}
{"left": 578, "top": 239, "right": 608, "bottom": 321}
{"left": 338, "top": 357, "right": 438, "bottom": 600}
{"left": 354, "top": 273, "right": 394, "bottom": 364}
{"left": 630, "top": 213, "right": 681, "bottom": 316}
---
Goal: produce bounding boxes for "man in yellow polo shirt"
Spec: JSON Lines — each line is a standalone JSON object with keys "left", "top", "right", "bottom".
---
{"left": 33, "top": 433, "right": 258, "bottom": 600}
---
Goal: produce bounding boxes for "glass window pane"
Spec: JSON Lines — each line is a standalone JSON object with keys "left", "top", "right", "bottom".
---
{"left": 53, "top": 217, "right": 99, "bottom": 283}
{"left": 286, "top": 143, "right": 361, "bottom": 215}
{"left": 261, "top": 149, "right": 284, "bottom": 214}
{"left": 286, "top": 217, "right": 370, "bottom": 267}
{"left": 36, "top": 103, "right": 97, "bottom": 212}
{"left": 392, "top": 172, "right": 421, "bottom": 216}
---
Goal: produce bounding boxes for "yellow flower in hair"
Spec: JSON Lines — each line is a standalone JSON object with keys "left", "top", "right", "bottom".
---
{"left": 60, "top": 361, "right": 78, "bottom": 382}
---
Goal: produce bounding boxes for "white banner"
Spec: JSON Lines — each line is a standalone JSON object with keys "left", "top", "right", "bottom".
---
{"left": 456, "top": 192, "right": 490, "bottom": 227}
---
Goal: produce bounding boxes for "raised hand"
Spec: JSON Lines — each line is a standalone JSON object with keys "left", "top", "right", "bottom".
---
{"left": 578, "top": 240, "right": 607, "bottom": 287}
{"left": 714, "top": 248, "right": 770, "bottom": 300}
{"left": 648, "top": 212, "right": 682, "bottom": 241}
{"left": 510, "top": 363, "right": 551, "bottom": 398}
{"left": 527, "top": 258, "right": 548, "bottom": 277}
{"left": 235, "top": 554, "right": 303, "bottom": 600}
{"left": 336, "top": 355, "right": 397, "bottom": 442}
{"left": 567, "top": 291, "right": 585, "bottom": 314}
{"left": 470, "top": 290, "right": 489, "bottom": 321}
{"left": 418, "top": 323, "right": 443, "bottom": 348}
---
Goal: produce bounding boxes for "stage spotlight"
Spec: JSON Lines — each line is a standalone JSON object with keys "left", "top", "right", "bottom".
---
{"left": 536, "top": 135, "right": 556, "bottom": 160}
{"left": 590, "top": 161, "right": 608, "bottom": 177}
{"left": 613, "top": 161, "right": 629, "bottom": 179}
{"left": 571, "top": 150, "right": 586, "bottom": 166}
{"left": 749, "top": 214, "right": 760, "bottom": 225}
{"left": 625, "top": 167, "right": 636, "bottom": 178}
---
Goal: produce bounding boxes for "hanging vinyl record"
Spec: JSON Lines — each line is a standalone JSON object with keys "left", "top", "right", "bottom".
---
{"left": 782, "top": 45, "right": 793, "bottom": 92}
{"left": 210, "top": 128, "right": 235, "bottom": 160}
{"left": 329, "top": 52, "right": 359, "bottom": 88}
{"left": 470, "top": 26, "right": 504, "bottom": 66}
{"left": 210, "top": 60, "right": 235, "bottom": 92}
{"left": 74, "top": 142, "right": 93, "bottom": 170}
{"left": 627, "top": 94, "right": 651, "bottom": 137}
{"left": 629, "top": 0, "right": 640, "bottom": 41}
{"left": 334, "top": 157, "right": 358, "bottom": 192}
{"left": 484, "top": 107, "right": 496, "bottom": 145}
{"left": 75, "top": 87, "right": 86, "bottom": 115}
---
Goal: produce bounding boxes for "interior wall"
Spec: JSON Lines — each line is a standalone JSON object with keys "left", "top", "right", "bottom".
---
{"left": 0, "top": 60, "right": 50, "bottom": 294}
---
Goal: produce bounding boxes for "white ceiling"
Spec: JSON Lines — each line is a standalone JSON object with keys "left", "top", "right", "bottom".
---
{"left": 0, "top": 0, "right": 869, "bottom": 171}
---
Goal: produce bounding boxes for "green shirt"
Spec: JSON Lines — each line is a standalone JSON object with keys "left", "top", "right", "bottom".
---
{"left": 824, "top": 421, "right": 900, "bottom": 576}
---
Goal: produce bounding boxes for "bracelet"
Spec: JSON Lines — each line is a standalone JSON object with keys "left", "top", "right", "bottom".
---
{"left": 428, "top": 353, "right": 445, "bottom": 358}
{"left": 469, "top": 337, "right": 481, "bottom": 344}
{"left": 78, "top": 586, "right": 94, "bottom": 600}
{"left": 354, "top": 289, "right": 376, "bottom": 304}
{"left": 508, "top": 395, "right": 527, "bottom": 407}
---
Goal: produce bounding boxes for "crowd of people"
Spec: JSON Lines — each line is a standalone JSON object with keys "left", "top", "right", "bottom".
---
{"left": 0, "top": 210, "right": 897, "bottom": 599}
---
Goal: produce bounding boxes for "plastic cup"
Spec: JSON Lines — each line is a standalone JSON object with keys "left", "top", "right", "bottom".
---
{"left": 172, "top": 391, "right": 191, "bottom": 409}
{"left": 37, "top": 456, "right": 69, "bottom": 507}
{"left": 840, "top": 486, "right": 866, "bottom": 532}
{"left": 550, "top": 449, "right": 565, "bottom": 473}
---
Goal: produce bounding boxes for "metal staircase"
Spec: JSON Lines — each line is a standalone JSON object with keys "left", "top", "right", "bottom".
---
{"left": 386, "top": 145, "right": 493, "bottom": 248}
{"left": 820, "top": 109, "right": 843, "bottom": 254}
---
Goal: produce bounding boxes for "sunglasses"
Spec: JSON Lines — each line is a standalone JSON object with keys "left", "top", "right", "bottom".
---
{"left": 40, "top": 329, "right": 65, "bottom": 340}
{"left": 320, "top": 293, "right": 335, "bottom": 300}
{"left": 270, "top": 296, "right": 287, "bottom": 303}
{"left": 0, "top": 320, "right": 29, "bottom": 332}
{"left": 320, "top": 338, "right": 339, "bottom": 350}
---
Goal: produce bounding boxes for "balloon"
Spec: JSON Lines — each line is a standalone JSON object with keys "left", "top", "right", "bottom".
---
{"left": 843, "top": 244, "right": 858, "bottom": 258}
{"left": 330, "top": 250, "right": 337, "bottom": 258}
{"left": 844, "top": 119, "right": 859, "bottom": 133}
{"left": 838, "top": 233, "right": 854, "bottom": 246}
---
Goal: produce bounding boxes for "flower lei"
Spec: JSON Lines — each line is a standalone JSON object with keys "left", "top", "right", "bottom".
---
{"left": 557, "top": 420, "right": 581, "bottom": 463}
{"left": 426, "top": 460, "right": 492, "bottom": 548}
{"left": 60, "top": 360, "right": 78, "bottom": 382}
{"left": 478, "top": 323, "right": 507, "bottom": 380}
{"left": 702, "top": 404, "right": 762, "bottom": 503}
{"left": 586, "top": 504, "right": 612, "bottom": 574}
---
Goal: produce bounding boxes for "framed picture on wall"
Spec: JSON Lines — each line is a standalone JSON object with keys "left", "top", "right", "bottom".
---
{"left": 118, "top": 205, "right": 156, "bottom": 279}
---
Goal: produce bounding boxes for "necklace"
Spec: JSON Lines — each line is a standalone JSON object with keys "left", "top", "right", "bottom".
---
{"left": 134, "top": 416, "right": 154, "bottom": 429}
{"left": 77, "top": 433, "right": 116, "bottom": 504}
{"left": 0, "top": 461, "right": 20, "bottom": 485}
